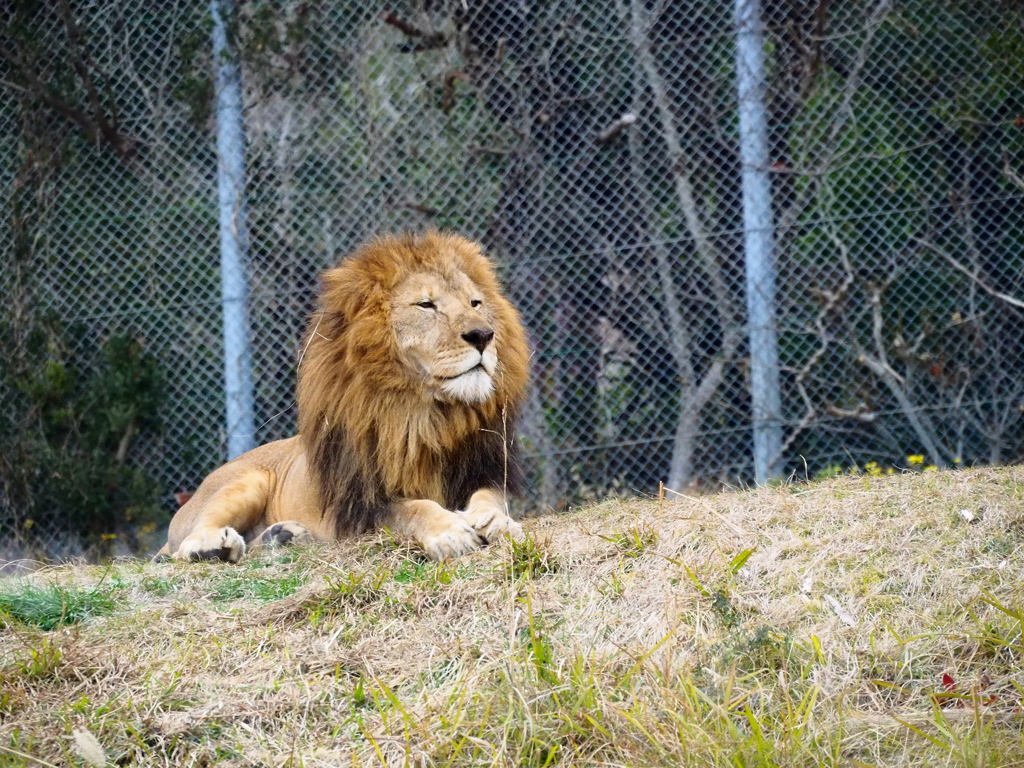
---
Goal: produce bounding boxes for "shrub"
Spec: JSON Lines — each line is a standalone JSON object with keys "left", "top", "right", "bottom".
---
{"left": 0, "top": 317, "right": 166, "bottom": 554}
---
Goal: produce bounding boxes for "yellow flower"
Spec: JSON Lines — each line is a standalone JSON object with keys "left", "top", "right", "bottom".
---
{"left": 907, "top": 455, "right": 924, "bottom": 465}
{"left": 924, "top": 465, "right": 938, "bottom": 472}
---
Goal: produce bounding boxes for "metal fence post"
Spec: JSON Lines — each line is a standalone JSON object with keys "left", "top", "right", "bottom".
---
{"left": 735, "top": 0, "right": 783, "bottom": 483}
{"left": 211, "top": 0, "right": 256, "bottom": 459}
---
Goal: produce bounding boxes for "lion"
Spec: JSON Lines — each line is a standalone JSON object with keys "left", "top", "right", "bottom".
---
{"left": 158, "top": 231, "right": 530, "bottom": 562}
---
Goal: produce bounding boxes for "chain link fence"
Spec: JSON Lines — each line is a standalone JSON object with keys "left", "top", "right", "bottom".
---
{"left": 2, "top": 0, "right": 1023, "bottom": 560}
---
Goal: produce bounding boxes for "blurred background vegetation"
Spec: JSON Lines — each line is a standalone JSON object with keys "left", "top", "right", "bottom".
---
{"left": 1, "top": 0, "right": 1022, "bottom": 559}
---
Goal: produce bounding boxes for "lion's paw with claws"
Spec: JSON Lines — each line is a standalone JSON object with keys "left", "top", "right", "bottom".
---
{"left": 421, "top": 515, "right": 484, "bottom": 561}
{"left": 458, "top": 507, "right": 524, "bottom": 543}
{"left": 174, "top": 526, "right": 246, "bottom": 563}
{"left": 260, "top": 521, "right": 314, "bottom": 548}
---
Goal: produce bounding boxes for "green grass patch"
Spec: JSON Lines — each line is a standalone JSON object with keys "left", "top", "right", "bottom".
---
{"left": 0, "top": 580, "right": 118, "bottom": 630}
{"left": 208, "top": 571, "right": 307, "bottom": 603}
{"left": 498, "top": 532, "right": 560, "bottom": 582}
{"left": 393, "top": 560, "right": 438, "bottom": 584}
{"left": 6, "top": 636, "right": 64, "bottom": 681}
{"left": 140, "top": 574, "right": 178, "bottom": 596}
{"left": 393, "top": 559, "right": 472, "bottom": 584}
{"left": 598, "top": 522, "right": 659, "bottom": 558}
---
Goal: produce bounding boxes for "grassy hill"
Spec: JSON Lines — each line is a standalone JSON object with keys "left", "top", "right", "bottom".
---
{"left": 2, "top": 467, "right": 1024, "bottom": 767}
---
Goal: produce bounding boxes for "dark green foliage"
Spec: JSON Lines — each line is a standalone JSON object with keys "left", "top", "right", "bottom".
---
{"left": 0, "top": 319, "right": 166, "bottom": 552}
{"left": 710, "top": 589, "right": 741, "bottom": 630}
{"left": 171, "top": 11, "right": 216, "bottom": 129}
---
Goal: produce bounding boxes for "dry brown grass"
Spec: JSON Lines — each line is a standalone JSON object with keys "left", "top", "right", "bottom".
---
{"left": 2, "top": 466, "right": 1024, "bottom": 767}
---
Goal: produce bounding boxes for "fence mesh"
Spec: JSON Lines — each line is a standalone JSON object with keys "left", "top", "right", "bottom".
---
{"left": 2, "top": 0, "right": 1024, "bottom": 559}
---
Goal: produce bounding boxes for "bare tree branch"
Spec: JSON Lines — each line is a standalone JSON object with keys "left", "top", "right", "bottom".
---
{"left": 624, "top": 0, "right": 741, "bottom": 348}
{"left": 777, "top": 0, "right": 892, "bottom": 238}
{"left": 381, "top": 12, "right": 425, "bottom": 38}
{"left": 776, "top": 213, "right": 856, "bottom": 461}
{"left": 1003, "top": 151, "right": 1024, "bottom": 192}
{"left": 596, "top": 112, "right": 637, "bottom": 145}
{"left": 856, "top": 351, "right": 949, "bottom": 466}
{"left": 381, "top": 12, "right": 447, "bottom": 52}
{"left": 856, "top": 283, "right": 951, "bottom": 467}
{"left": 619, "top": 0, "right": 744, "bottom": 488}
{"left": 818, "top": 0, "right": 892, "bottom": 166}
{"left": 912, "top": 236, "right": 1024, "bottom": 312}
{"left": 0, "top": 46, "right": 102, "bottom": 138}
{"left": 799, "top": 0, "right": 831, "bottom": 99}
{"left": 0, "top": 10, "right": 137, "bottom": 162}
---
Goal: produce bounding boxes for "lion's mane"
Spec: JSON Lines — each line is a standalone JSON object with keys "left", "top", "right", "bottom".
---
{"left": 296, "top": 231, "right": 530, "bottom": 535}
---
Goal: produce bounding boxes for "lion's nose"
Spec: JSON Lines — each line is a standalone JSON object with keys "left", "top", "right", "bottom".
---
{"left": 462, "top": 327, "right": 494, "bottom": 352}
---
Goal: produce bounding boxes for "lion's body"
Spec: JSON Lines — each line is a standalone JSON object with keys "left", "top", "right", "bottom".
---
{"left": 165, "top": 437, "right": 321, "bottom": 554}
{"left": 161, "top": 232, "right": 529, "bottom": 562}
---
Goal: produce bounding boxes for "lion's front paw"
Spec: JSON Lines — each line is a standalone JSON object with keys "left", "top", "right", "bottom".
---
{"left": 459, "top": 507, "right": 524, "bottom": 543}
{"left": 420, "top": 515, "right": 483, "bottom": 561}
{"left": 174, "top": 527, "right": 246, "bottom": 563}
{"left": 260, "top": 521, "right": 313, "bottom": 548}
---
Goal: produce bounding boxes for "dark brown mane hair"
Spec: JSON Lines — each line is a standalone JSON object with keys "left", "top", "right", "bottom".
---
{"left": 296, "top": 231, "right": 530, "bottom": 534}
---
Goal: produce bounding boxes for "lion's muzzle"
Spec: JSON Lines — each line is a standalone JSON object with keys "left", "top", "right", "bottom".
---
{"left": 462, "top": 327, "right": 494, "bottom": 352}
{"left": 440, "top": 364, "right": 494, "bottom": 403}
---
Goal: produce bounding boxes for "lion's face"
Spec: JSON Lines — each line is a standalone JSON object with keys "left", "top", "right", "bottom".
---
{"left": 391, "top": 269, "right": 498, "bottom": 404}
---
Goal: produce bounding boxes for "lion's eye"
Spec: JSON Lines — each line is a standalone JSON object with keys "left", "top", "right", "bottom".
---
{"left": 416, "top": 300, "right": 437, "bottom": 310}
{"left": 470, "top": 299, "right": 482, "bottom": 308}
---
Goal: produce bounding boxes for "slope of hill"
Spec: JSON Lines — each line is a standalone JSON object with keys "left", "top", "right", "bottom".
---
{"left": 2, "top": 467, "right": 1024, "bottom": 767}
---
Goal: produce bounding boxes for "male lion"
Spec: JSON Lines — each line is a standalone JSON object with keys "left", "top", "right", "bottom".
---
{"left": 159, "top": 232, "right": 529, "bottom": 562}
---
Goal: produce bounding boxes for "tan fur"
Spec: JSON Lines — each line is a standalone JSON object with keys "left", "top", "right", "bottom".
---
{"left": 162, "top": 232, "right": 530, "bottom": 562}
